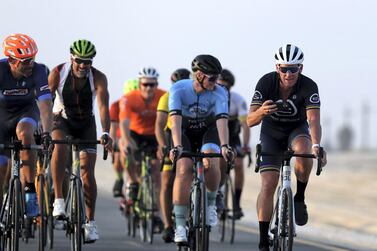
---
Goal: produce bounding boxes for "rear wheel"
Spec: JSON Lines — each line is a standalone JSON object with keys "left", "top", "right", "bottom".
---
{"left": 70, "top": 181, "right": 82, "bottom": 251}
{"left": 9, "top": 179, "right": 21, "bottom": 251}
{"left": 38, "top": 175, "right": 46, "bottom": 251}
{"left": 219, "top": 175, "right": 235, "bottom": 244}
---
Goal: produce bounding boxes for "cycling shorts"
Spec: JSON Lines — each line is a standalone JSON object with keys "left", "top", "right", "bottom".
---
{"left": 180, "top": 126, "right": 220, "bottom": 157}
{"left": 259, "top": 123, "right": 310, "bottom": 173}
{"left": 52, "top": 113, "right": 97, "bottom": 153}
{"left": 130, "top": 130, "right": 158, "bottom": 161}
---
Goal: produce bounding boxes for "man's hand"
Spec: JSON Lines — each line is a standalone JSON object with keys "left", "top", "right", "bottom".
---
{"left": 169, "top": 145, "right": 183, "bottom": 162}
{"left": 259, "top": 100, "right": 278, "bottom": 116}
{"left": 41, "top": 132, "right": 53, "bottom": 153}
{"left": 221, "top": 144, "right": 236, "bottom": 162}
{"left": 312, "top": 145, "right": 327, "bottom": 167}
{"left": 101, "top": 133, "right": 113, "bottom": 152}
{"left": 157, "top": 145, "right": 167, "bottom": 160}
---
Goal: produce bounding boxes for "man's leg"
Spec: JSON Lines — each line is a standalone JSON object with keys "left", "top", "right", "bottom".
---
{"left": 234, "top": 156, "right": 245, "bottom": 218}
{"left": 160, "top": 167, "right": 175, "bottom": 242}
{"left": 80, "top": 152, "right": 97, "bottom": 221}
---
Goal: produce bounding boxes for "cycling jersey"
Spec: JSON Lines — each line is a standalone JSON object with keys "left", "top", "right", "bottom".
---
{"left": 119, "top": 89, "right": 166, "bottom": 135}
{"left": 229, "top": 91, "right": 248, "bottom": 121}
{"left": 52, "top": 62, "right": 96, "bottom": 120}
{"left": 251, "top": 72, "right": 320, "bottom": 136}
{"left": 0, "top": 59, "right": 51, "bottom": 118}
{"left": 157, "top": 92, "right": 171, "bottom": 130}
{"left": 169, "top": 79, "right": 228, "bottom": 131}
{"left": 110, "top": 100, "right": 121, "bottom": 138}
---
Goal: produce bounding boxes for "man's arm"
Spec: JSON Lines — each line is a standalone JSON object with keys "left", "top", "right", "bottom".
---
{"left": 38, "top": 99, "right": 53, "bottom": 133}
{"left": 240, "top": 120, "right": 250, "bottom": 147}
{"left": 216, "top": 118, "right": 229, "bottom": 146}
{"left": 170, "top": 115, "right": 182, "bottom": 147}
{"left": 155, "top": 111, "right": 168, "bottom": 148}
{"left": 110, "top": 121, "right": 119, "bottom": 144}
{"left": 95, "top": 72, "right": 110, "bottom": 134}
{"left": 48, "top": 67, "right": 60, "bottom": 99}
{"left": 307, "top": 109, "right": 321, "bottom": 146}
{"left": 246, "top": 100, "right": 277, "bottom": 127}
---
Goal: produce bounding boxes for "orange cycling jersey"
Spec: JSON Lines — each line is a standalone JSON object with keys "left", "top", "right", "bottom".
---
{"left": 119, "top": 89, "right": 166, "bottom": 135}
{"left": 110, "top": 100, "right": 121, "bottom": 138}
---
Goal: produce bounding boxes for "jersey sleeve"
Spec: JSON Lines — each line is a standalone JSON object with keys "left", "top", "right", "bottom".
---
{"left": 215, "top": 87, "right": 229, "bottom": 120}
{"left": 110, "top": 101, "right": 120, "bottom": 122}
{"left": 119, "top": 95, "right": 131, "bottom": 121}
{"left": 304, "top": 81, "right": 321, "bottom": 110}
{"left": 238, "top": 95, "right": 248, "bottom": 122}
{"left": 35, "top": 64, "right": 52, "bottom": 101}
{"left": 169, "top": 84, "right": 182, "bottom": 116}
{"left": 157, "top": 92, "right": 169, "bottom": 113}
{"left": 250, "top": 76, "right": 269, "bottom": 106}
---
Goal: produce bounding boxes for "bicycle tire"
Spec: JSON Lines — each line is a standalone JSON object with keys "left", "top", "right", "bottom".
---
{"left": 220, "top": 175, "right": 235, "bottom": 244}
{"left": 70, "top": 181, "right": 82, "bottom": 251}
{"left": 278, "top": 188, "right": 293, "bottom": 251}
{"left": 46, "top": 176, "right": 54, "bottom": 250}
{"left": 138, "top": 179, "right": 147, "bottom": 242}
{"left": 145, "top": 175, "right": 154, "bottom": 244}
{"left": 38, "top": 175, "right": 46, "bottom": 251}
{"left": 10, "top": 179, "right": 21, "bottom": 251}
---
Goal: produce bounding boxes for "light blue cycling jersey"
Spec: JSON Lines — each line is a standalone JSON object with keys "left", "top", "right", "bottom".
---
{"left": 169, "top": 79, "right": 228, "bottom": 131}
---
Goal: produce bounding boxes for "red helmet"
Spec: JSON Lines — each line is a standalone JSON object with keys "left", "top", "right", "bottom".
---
{"left": 3, "top": 33, "right": 38, "bottom": 59}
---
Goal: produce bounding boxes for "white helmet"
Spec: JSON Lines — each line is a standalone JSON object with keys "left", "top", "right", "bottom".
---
{"left": 275, "top": 44, "right": 304, "bottom": 65}
{"left": 138, "top": 67, "right": 159, "bottom": 79}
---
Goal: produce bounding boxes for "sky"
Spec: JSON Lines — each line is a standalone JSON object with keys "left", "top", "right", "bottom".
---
{"left": 2, "top": 0, "right": 377, "bottom": 150}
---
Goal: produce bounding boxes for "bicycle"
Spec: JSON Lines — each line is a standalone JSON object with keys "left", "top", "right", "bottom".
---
{"left": 0, "top": 140, "right": 43, "bottom": 251}
{"left": 255, "top": 144, "right": 324, "bottom": 251}
{"left": 51, "top": 137, "right": 107, "bottom": 251}
{"left": 174, "top": 151, "right": 232, "bottom": 251}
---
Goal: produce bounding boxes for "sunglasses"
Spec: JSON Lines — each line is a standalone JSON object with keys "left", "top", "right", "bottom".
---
{"left": 12, "top": 56, "right": 35, "bottom": 65}
{"left": 279, "top": 66, "right": 300, "bottom": 74}
{"left": 203, "top": 73, "right": 218, "bottom": 82}
{"left": 141, "top": 83, "right": 157, "bottom": 88}
{"left": 73, "top": 56, "right": 93, "bottom": 65}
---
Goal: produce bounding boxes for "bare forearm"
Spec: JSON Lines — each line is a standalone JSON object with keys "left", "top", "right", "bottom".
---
{"left": 241, "top": 121, "right": 250, "bottom": 146}
{"left": 246, "top": 106, "right": 264, "bottom": 127}
{"left": 309, "top": 120, "right": 322, "bottom": 145}
{"left": 99, "top": 107, "right": 110, "bottom": 133}
{"left": 110, "top": 122, "right": 119, "bottom": 143}
{"left": 171, "top": 115, "right": 182, "bottom": 146}
{"left": 120, "top": 120, "right": 132, "bottom": 144}
{"left": 216, "top": 118, "right": 229, "bottom": 146}
{"left": 39, "top": 99, "right": 53, "bottom": 133}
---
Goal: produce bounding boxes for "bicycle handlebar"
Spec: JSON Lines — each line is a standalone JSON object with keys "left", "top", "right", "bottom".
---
{"left": 254, "top": 144, "right": 324, "bottom": 176}
{"left": 0, "top": 141, "right": 43, "bottom": 151}
{"left": 51, "top": 138, "right": 108, "bottom": 160}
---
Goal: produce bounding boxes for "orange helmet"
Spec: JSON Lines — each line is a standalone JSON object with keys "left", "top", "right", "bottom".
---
{"left": 3, "top": 33, "right": 38, "bottom": 59}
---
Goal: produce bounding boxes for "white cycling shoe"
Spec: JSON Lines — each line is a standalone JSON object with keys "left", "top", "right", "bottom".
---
{"left": 174, "top": 225, "right": 187, "bottom": 243}
{"left": 84, "top": 221, "right": 99, "bottom": 243}
{"left": 207, "top": 205, "right": 218, "bottom": 227}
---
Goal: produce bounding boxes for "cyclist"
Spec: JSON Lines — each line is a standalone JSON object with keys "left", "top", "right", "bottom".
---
{"left": 168, "top": 55, "right": 235, "bottom": 244}
{"left": 0, "top": 34, "right": 53, "bottom": 236}
{"left": 155, "top": 68, "right": 191, "bottom": 242}
{"left": 119, "top": 67, "right": 165, "bottom": 232}
{"left": 217, "top": 69, "right": 250, "bottom": 219}
{"left": 48, "top": 39, "right": 113, "bottom": 243}
{"left": 247, "top": 44, "right": 327, "bottom": 251}
{"left": 110, "top": 79, "right": 139, "bottom": 198}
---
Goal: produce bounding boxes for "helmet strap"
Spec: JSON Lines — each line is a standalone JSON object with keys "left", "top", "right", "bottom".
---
{"left": 198, "top": 74, "right": 207, "bottom": 91}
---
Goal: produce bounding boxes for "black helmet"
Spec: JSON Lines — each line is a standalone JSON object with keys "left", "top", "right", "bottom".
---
{"left": 171, "top": 68, "right": 191, "bottom": 83}
{"left": 191, "top": 54, "right": 222, "bottom": 75}
{"left": 219, "top": 69, "right": 235, "bottom": 86}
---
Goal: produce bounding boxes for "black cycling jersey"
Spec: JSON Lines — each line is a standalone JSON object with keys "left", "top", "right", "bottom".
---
{"left": 251, "top": 72, "right": 320, "bottom": 134}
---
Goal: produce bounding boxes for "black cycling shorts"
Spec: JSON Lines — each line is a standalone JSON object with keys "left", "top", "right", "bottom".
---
{"left": 130, "top": 130, "right": 158, "bottom": 161}
{"left": 52, "top": 113, "right": 97, "bottom": 152}
{"left": 181, "top": 126, "right": 220, "bottom": 154}
{"left": 259, "top": 123, "right": 311, "bottom": 173}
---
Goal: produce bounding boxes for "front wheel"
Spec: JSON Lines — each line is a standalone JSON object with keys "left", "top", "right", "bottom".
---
{"left": 38, "top": 175, "right": 46, "bottom": 251}
{"left": 278, "top": 188, "right": 294, "bottom": 251}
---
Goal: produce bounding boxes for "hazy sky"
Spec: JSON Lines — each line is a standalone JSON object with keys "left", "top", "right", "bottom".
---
{"left": 2, "top": 0, "right": 376, "bottom": 149}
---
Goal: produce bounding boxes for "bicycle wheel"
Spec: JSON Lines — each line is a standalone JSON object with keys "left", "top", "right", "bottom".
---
{"left": 9, "top": 179, "right": 21, "bottom": 251}
{"left": 278, "top": 188, "right": 293, "bottom": 251}
{"left": 45, "top": 176, "right": 54, "bottom": 249}
{"left": 70, "top": 180, "right": 82, "bottom": 251}
{"left": 38, "top": 174, "right": 46, "bottom": 251}
{"left": 144, "top": 175, "right": 154, "bottom": 244}
{"left": 220, "top": 175, "right": 235, "bottom": 244}
{"left": 195, "top": 181, "right": 209, "bottom": 251}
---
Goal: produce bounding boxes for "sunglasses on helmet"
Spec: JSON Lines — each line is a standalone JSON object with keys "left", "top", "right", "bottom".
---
{"left": 279, "top": 66, "right": 301, "bottom": 74}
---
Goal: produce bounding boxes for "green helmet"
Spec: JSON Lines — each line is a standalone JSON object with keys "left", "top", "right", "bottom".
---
{"left": 70, "top": 39, "right": 96, "bottom": 58}
{"left": 123, "top": 79, "right": 139, "bottom": 95}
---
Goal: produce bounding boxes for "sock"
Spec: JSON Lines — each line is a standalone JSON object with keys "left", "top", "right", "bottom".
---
{"left": 235, "top": 188, "right": 242, "bottom": 208}
{"left": 259, "top": 221, "right": 270, "bottom": 247}
{"left": 174, "top": 205, "right": 188, "bottom": 228}
{"left": 24, "top": 182, "right": 36, "bottom": 193}
{"left": 207, "top": 190, "right": 217, "bottom": 206}
{"left": 116, "top": 171, "right": 123, "bottom": 181}
{"left": 294, "top": 180, "right": 308, "bottom": 202}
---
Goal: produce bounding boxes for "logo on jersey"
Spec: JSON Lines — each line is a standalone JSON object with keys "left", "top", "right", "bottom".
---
{"left": 40, "top": 85, "right": 50, "bottom": 92}
{"left": 3, "top": 89, "right": 29, "bottom": 96}
{"left": 309, "top": 93, "right": 320, "bottom": 103}
{"left": 272, "top": 99, "right": 298, "bottom": 118}
{"left": 252, "top": 91, "right": 262, "bottom": 101}
{"left": 188, "top": 103, "right": 208, "bottom": 115}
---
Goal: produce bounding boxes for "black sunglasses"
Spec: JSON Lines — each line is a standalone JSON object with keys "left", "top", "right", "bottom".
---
{"left": 203, "top": 73, "right": 218, "bottom": 82}
{"left": 73, "top": 57, "right": 93, "bottom": 65}
{"left": 279, "top": 66, "right": 300, "bottom": 74}
{"left": 141, "top": 83, "right": 157, "bottom": 88}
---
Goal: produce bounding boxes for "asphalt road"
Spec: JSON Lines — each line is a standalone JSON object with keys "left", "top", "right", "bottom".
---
{"left": 19, "top": 189, "right": 352, "bottom": 251}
